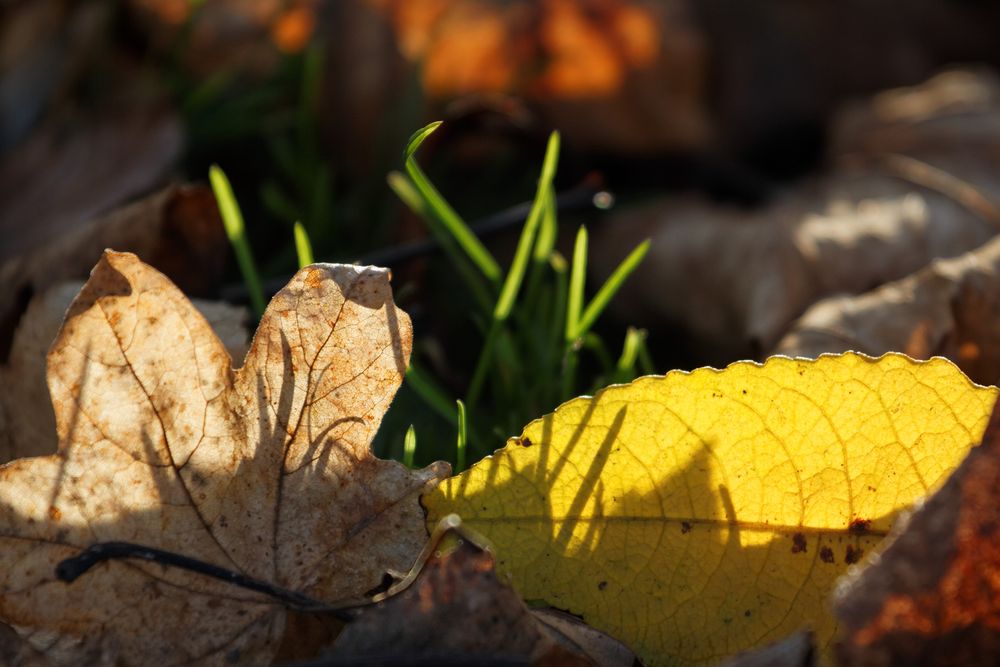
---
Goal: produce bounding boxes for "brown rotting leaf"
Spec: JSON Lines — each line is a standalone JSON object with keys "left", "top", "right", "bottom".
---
{"left": 776, "top": 234, "right": 1000, "bottom": 387}
{"left": 330, "top": 515, "right": 611, "bottom": 665}
{"left": 834, "top": 398, "right": 1000, "bottom": 665}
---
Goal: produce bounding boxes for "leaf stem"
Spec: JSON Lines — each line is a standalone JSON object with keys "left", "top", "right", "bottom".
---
{"left": 56, "top": 542, "right": 352, "bottom": 619}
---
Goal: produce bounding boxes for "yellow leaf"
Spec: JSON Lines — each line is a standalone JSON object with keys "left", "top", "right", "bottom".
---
{"left": 0, "top": 251, "right": 448, "bottom": 665}
{"left": 424, "top": 353, "right": 997, "bottom": 666}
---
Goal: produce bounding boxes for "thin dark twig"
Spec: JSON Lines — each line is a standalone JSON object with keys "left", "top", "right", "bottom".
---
{"left": 363, "top": 185, "right": 608, "bottom": 268}
{"left": 56, "top": 541, "right": 356, "bottom": 620}
{"left": 221, "top": 184, "right": 612, "bottom": 303}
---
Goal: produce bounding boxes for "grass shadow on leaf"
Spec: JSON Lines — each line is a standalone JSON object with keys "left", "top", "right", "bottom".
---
{"left": 429, "top": 381, "right": 908, "bottom": 665}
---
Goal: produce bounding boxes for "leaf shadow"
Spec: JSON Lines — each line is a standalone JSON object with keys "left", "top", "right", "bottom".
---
{"left": 445, "top": 399, "right": 898, "bottom": 664}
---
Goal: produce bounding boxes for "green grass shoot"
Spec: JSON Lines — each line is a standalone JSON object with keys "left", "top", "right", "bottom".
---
{"left": 467, "top": 131, "right": 561, "bottom": 407}
{"left": 403, "top": 425, "right": 417, "bottom": 469}
{"left": 402, "top": 122, "right": 502, "bottom": 284}
{"left": 293, "top": 221, "right": 314, "bottom": 268}
{"left": 574, "top": 239, "right": 650, "bottom": 339}
{"left": 386, "top": 121, "right": 651, "bottom": 467}
{"left": 387, "top": 171, "right": 493, "bottom": 312}
{"left": 565, "top": 226, "right": 589, "bottom": 343}
{"left": 455, "top": 400, "right": 468, "bottom": 473}
{"left": 405, "top": 364, "right": 458, "bottom": 426}
{"left": 209, "top": 165, "right": 266, "bottom": 316}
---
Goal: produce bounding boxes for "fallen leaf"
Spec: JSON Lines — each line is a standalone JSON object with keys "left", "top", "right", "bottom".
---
{"left": 0, "top": 109, "right": 182, "bottom": 266}
{"left": 0, "top": 620, "right": 116, "bottom": 667}
{"left": 532, "top": 609, "right": 641, "bottom": 667}
{"left": 0, "top": 281, "right": 249, "bottom": 462}
{"left": 592, "top": 173, "right": 998, "bottom": 361}
{"left": 775, "top": 234, "right": 1000, "bottom": 387}
{"left": 354, "top": 0, "right": 711, "bottom": 155}
{"left": 0, "top": 623, "right": 53, "bottom": 667}
{"left": 424, "top": 353, "right": 997, "bottom": 665}
{"left": 0, "top": 251, "right": 448, "bottom": 665}
{"left": 590, "top": 68, "right": 1000, "bottom": 360}
{"left": 331, "top": 515, "right": 608, "bottom": 665}
{"left": 834, "top": 391, "right": 1000, "bottom": 666}
{"left": 719, "top": 631, "right": 814, "bottom": 667}
{"left": 0, "top": 183, "right": 228, "bottom": 361}
{"left": 829, "top": 68, "right": 1000, "bottom": 161}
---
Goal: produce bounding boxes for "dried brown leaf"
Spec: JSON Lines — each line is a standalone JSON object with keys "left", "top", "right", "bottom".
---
{"left": 330, "top": 516, "right": 598, "bottom": 665}
{"left": 0, "top": 281, "right": 249, "bottom": 462}
{"left": 0, "top": 251, "right": 448, "bottom": 665}
{"left": 0, "top": 621, "right": 117, "bottom": 667}
{"left": 0, "top": 623, "right": 53, "bottom": 667}
{"left": 834, "top": 399, "right": 1000, "bottom": 666}
{"left": 532, "top": 609, "right": 642, "bottom": 667}
{"left": 591, "top": 69, "right": 1000, "bottom": 359}
{"left": 0, "top": 110, "right": 181, "bottom": 265}
{"left": 775, "top": 234, "right": 1000, "bottom": 386}
{"left": 591, "top": 178, "right": 995, "bottom": 359}
{"left": 355, "top": 0, "right": 709, "bottom": 155}
{"left": 0, "top": 178, "right": 230, "bottom": 363}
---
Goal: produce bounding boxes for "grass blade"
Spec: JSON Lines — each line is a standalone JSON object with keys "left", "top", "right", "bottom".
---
{"left": 616, "top": 327, "right": 646, "bottom": 375}
{"left": 404, "top": 122, "right": 502, "bottom": 284}
{"left": 209, "top": 165, "right": 265, "bottom": 316}
{"left": 466, "top": 133, "right": 561, "bottom": 408}
{"left": 565, "top": 226, "right": 588, "bottom": 342}
{"left": 576, "top": 239, "right": 650, "bottom": 339}
{"left": 293, "top": 221, "right": 314, "bottom": 268}
{"left": 548, "top": 253, "right": 569, "bottom": 354}
{"left": 387, "top": 172, "right": 493, "bottom": 312}
{"left": 404, "top": 121, "right": 442, "bottom": 161}
{"left": 405, "top": 364, "right": 458, "bottom": 426}
{"left": 403, "top": 425, "right": 417, "bottom": 469}
{"left": 455, "top": 400, "right": 468, "bottom": 473}
{"left": 493, "top": 131, "right": 560, "bottom": 321}
{"left": 533, "top": 184, "right": 558, "bottom": 263}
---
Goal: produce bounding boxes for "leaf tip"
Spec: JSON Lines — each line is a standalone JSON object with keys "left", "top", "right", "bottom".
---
{"left": 404, "top": 121, "right": 443, "bottom": 161}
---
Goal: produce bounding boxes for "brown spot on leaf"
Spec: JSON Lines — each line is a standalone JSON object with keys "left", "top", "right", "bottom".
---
{"left": 791, "top": 532, "right": 807, "bottom": 553}
{"left": 516, "top": 436, "right": 533, "bottom": 448}
{"left": 47, "top": 506, "right": 61, "bottom": 522}
{"left": 848, "top": 518, "right": 871, "bottom": 534}
{"left": 845, "top": 545, "right": 863, "bottom": 564}
{"left": 598, "top": 581, "right": 607, "bottom": 591}
{"left": 303, "top": 268, "right": 325, "bottom": 288}
{"left": 820, "top": 546, "right": 835, "bottom": 563}
{"left": 681, "top": 521, "right": 692, "bottom": 534}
